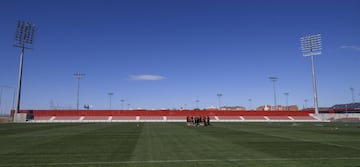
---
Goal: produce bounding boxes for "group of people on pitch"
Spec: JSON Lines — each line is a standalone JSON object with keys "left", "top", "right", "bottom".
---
{"left": 186, "top": 116, "right": 210, "bottom": 126}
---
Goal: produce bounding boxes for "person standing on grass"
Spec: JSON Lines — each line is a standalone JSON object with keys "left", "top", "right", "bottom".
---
{"left": 205, "top": 116, "right": 208, "bottom": 125}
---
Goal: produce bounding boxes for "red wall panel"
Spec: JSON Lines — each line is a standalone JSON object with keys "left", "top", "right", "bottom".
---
{"left": 19, "top": 109, "right": 314, "bottom": 117}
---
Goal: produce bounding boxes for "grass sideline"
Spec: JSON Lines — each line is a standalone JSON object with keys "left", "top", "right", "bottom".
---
{"left": 0, "top": 122, "right": 360, "bottom": 167}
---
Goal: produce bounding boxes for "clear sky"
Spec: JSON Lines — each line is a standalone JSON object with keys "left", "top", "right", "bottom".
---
{"left": 0, "top": 0, "right": 360, "bottom": 113}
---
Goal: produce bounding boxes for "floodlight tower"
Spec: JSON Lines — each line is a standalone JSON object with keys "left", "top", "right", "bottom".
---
{"left": 350, "top": 87, "right": 355, "bottom": 103}
{"left": 284, "top": 92, "right": 289, "bottom": 110}
{"left": 248, "top": 98, "right": 252, "bottom": 110}
{"left": 183, "top": 104, "right": 187, "bottom": 110}
{"left": 301, "top": 34, "right": 322, "bottom": 114}
{"left": 108, "top": 93, "right": 114, "bottom": 110}
{"left": 217, "top": 93, "right": 222, "bottom": 110}
{"left": 74, "top": 73, "right": 85, "bottom": 110}
{"left": 269, "top": 77, "right": 278, "bottom": 110}
{"left": 120, "top": 99, "right": 125, "bottom": 110}
{"left": 195, "top": 99, "right": 200, "bottom": 109}
{"left": 13, "top": 20, "right": 36, "bottom": 116}
{"left": 304, "top": 99, "right": 308, "bottom": 109}
{"left": 0, "top": 88, "right": 3, "bottom": 114}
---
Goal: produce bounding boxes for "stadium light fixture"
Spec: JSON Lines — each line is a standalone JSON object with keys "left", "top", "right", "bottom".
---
{"left": 269, "top": 77, "right": 278, "bottom": 110}
{"left": 120, "top": 99, "right": 125, "bottom": 110}
{"left": 300, "top": 34, "right": 321, "bottom": 114}
{"left": 248, "top": 98, "right": 252, "bottom": 110}
{"left": 350, "top": 87, "right": 355, "bottom": 103}
{"left": 195, "top": 99, "right": 200, "bottom": 109}
{"left": 284, "top": 92, "right": 289, "bottom": 110}
{"left": 184, "top": 104, "right": 188, "bottom": 110}
{"left": 13, "top": 20, "right": 36, "bottom": 117}
{"left": 217, "top": 93, "right": 223, "bottom": 110}
{"left": 74, "top": 73, "right": 85, "bottom": 110}
{"left": 108, "top": 92, "right": 114, "bottom": 110}
{"left": 0, "top": 88, "right": 3, "bottom": 114}
{"left": 304, "top": 99, "right": 308, "bottom": 109}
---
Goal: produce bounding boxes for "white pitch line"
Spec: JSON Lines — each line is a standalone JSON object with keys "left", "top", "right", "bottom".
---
{"left": 3, "top": 157, "right": 360, "bottom": 166}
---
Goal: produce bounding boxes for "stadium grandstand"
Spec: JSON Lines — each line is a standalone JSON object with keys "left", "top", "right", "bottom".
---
{"left": 11, "top": 109, "right": 321, "bottom": 123}
{"left": 329, "top": 102, "right": 360, "bottom": 113}
{"left": 8, "top": 103, "right": 360, "bottom": 123}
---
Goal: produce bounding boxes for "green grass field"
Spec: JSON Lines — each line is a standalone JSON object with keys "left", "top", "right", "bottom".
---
{"left": 1, "top": 122, "right": 360, "bottom": 167}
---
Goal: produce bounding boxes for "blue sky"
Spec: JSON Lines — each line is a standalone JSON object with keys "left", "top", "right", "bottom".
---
{"left": 0, "top": 0, "right": 360, "bottom": 113}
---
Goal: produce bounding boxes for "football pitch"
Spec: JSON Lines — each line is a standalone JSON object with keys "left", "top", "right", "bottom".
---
{"left": 1, "top": 122, "right": 360, "bottom": 167}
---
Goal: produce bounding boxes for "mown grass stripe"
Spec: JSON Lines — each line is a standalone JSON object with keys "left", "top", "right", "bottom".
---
{"left": 2, "top": 157, "right": 360, "bottom": 166}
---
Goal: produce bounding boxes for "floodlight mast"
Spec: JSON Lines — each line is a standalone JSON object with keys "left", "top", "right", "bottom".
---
{"left": 13, "top": 20, "right": 36, "bottom": 118}
{"left": 284, "top": 92, "right": 289, "bottom": 110}
{"left": 301, "top": 34, "right": 322, "bottom": 114}
{"left": 248, "top": 98, "right": 252, "bottom": 110}
{"left": 74, "top": 73, "right": 85, "bottom": 110}
{"left": 120, "top": 99, "right": 125, "bottom": 110}
{"left": 108, "top": 93, "right": 114, "bottom": 110}
{"left": 350, "top": 87, "right": 355, "bottom": 103}
{"left": 269, "top": 77, "right": 278, "bottom": 110}
{"left": 217, "top": 93, "right": 222, "bottom": 110}
{"left": 195, "top": 99, "right": 200, "bottom": 109}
